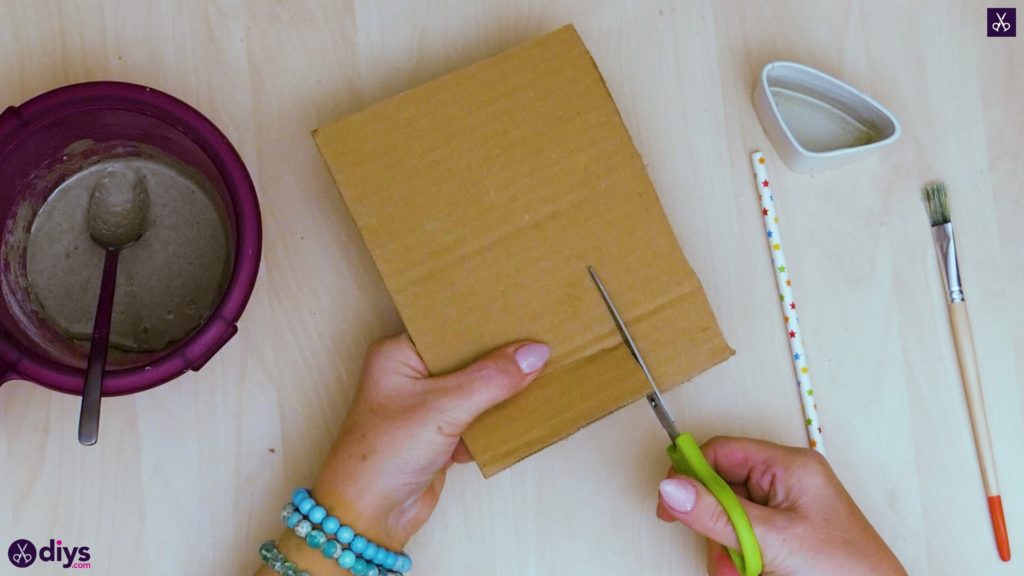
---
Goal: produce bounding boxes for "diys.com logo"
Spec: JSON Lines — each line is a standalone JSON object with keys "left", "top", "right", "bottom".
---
{"left": 7, "top": 538, "right": 91, "bottom": 569}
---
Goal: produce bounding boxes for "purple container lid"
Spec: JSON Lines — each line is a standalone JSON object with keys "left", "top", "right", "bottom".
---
{"left": 0, "top": 82, "right": 261, "bottom": 396}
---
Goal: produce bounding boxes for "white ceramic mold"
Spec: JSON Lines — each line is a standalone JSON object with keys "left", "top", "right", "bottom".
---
{"left": 753, "top": 61, "right": 900, "bottom": 173}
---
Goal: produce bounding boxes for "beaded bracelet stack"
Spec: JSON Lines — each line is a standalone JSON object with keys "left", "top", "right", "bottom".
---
{"left": 278, "top": 488, "right": 412, "bottom": 576}
{"left": 260, "top": 540, "right": 310, "bottom": 576}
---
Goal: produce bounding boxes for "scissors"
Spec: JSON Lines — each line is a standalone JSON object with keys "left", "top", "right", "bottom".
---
{"left": 993, "top": 11, "right": 1011, "bottom": 32}
{"left": 11, "top": 542, "right": 34, "bottom": 565}
{"left": 588, "top": 266, "right": 763, "bottom": 576}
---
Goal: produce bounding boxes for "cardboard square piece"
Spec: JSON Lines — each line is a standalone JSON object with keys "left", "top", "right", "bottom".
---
{"left": 315, "top": 25, "right": 733, "bottom": 477}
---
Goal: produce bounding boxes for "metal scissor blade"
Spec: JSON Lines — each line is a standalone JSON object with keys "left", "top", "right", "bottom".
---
{"left": 587, "top": 266, "right": 680, "bottom": 442}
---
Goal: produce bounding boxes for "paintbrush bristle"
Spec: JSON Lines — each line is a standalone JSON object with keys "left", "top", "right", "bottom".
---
{"left": 924, "top": 182, "right": 950, "bottom": 226}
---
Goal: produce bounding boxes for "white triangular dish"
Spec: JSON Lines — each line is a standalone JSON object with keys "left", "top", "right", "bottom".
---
{"left": 753, "top": 61, "right": 900, "bottom": 173}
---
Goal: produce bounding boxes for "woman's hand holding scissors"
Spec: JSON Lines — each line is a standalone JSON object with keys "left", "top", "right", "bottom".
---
{"left": 657, "top": 437, "right": 907, "bottom": 576}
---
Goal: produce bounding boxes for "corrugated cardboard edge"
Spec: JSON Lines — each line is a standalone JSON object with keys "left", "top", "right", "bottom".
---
{"left": 313, "top": 25, "right": 582, "bottom": 148}
{"left": 472, "top": 322, "right": 735, "bottom": 478}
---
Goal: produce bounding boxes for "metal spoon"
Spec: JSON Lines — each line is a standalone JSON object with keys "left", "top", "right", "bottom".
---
{"left": 79, "top": 166, "right": 149, "bottom": 446}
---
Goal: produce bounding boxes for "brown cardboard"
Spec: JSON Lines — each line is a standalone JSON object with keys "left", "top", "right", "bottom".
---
{"left": 314, "top": 25, "right": 733, "bottom": 477}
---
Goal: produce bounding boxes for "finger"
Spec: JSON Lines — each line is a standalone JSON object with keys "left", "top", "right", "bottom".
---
{"left": 700, "top": 436, "right": 819, "bottom": 505}
{"left": 430, "top": 341, "right": 550, "bottom": 429}
{"left": 658, "top": 476, "right": 774, "bottom": 550}
{"left": 657, "top": 498, "right": 674, "bottom": 522}
{"left": 700, "top": 436, "right": 802, "bottom": 484}
{"left": 706, "top": 540, "right": 740, "bottom": 576}
{"left": 658, "top": 480, "right": 750, "bottom": 521}
{"left": 452, "top": 439, "right": 474, "bottom": 464}
{"left": 657, "top": 465, "right": 677, "bottom": 521}
{"left": 729, "top": 482, "right": 751, "bottom": 501}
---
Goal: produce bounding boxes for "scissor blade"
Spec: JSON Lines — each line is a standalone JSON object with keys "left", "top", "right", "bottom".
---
{"left": 587, "top": 266, "right": 680, "bottom": 442}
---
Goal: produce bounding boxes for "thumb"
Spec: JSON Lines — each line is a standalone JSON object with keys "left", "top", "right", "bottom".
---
{"left": 431, "top": 341, "right": 550, "bottom": 429}
{"left": 658, "top": 476, "right": 774, "bottom": 551}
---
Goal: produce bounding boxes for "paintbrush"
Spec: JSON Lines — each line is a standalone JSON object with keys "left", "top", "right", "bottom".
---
{"left": 925, "top": 182, "right": 1010, "bottom": 562}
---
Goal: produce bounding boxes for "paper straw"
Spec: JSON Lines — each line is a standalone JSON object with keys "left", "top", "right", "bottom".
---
{"left": 750, "top": 151, "right": 826, "bottom": 455}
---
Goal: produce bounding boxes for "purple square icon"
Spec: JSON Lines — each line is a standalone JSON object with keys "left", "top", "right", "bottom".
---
{"left": 988, "top": 8, "right": 1016, "bottom": 37}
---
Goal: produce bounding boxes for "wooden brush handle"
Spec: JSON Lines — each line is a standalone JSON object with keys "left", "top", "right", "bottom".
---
{"left": 947, "top": 301, "right": 999, "bottom": 496}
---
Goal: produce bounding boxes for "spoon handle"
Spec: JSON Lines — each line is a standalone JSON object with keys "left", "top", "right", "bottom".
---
{"left": 79, "top": 250, "right": 119, "bottom": 446}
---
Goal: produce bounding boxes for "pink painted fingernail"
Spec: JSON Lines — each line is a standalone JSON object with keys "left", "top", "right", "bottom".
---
{"left": 659, "top": 478, "right": 697, "bottom": 513}
{"left": 513, "top": 343, "right": 550, "bottom": 373}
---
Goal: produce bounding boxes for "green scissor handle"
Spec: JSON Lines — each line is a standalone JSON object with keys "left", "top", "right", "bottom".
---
{"left": 667, "top": 432, "right": 763, "bottom": 576}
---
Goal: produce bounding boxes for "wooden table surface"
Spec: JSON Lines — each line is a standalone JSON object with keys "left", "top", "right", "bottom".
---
{"left": 2, "top": 1, "right": 1021, "bottom": 574}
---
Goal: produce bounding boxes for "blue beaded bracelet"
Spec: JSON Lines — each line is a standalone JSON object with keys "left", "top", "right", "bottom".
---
{"left": 291, "top": 489, "right": 411, "bottom": 572}
{"left": 285, "top": 490, "right": 412, "bottom": 575}
{"left": 259, "top": 540, "right": 310, "bottom": 576}
{"left": 285, "top": 513, "right": 387, "bottom": 576}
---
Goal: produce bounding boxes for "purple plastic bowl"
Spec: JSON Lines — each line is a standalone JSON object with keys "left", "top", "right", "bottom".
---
{"left": 0, "top": 82, "right": 261, "bottom": 396}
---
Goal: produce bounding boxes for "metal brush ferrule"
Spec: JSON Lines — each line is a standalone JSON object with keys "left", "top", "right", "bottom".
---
{"left": 931, "top": 223, "right": 964, "bottom": 302}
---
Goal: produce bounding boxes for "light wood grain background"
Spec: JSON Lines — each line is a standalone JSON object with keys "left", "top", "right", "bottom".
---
{"left": 1, "top": 1, "right": 1021, "bottom": 574}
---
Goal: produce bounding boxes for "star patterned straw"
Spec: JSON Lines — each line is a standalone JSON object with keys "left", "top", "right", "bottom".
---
{"left": 750, "top": 151, "right": 826, "bottom": 455}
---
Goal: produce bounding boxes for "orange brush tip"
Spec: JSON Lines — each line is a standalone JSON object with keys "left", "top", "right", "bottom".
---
{"left": 988, "top": 495, "right": 1011, "bottom": 562}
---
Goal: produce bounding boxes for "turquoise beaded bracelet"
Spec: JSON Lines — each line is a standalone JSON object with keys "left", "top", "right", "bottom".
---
{"left": 283, "top": 506, "right": 400, "bottom": 576}
{"left": 260, "top": 540, "right": 310, "bottom": 576}
{"left": 286, "top": 488, "right": 412, "bottom": 575}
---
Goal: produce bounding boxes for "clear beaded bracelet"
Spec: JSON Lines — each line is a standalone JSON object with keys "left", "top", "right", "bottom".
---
{"left": 284, "top": 488, "right": 411, "bottom": 576}
{"left": 260, "top": 540, "right": 311, "bottom": 576}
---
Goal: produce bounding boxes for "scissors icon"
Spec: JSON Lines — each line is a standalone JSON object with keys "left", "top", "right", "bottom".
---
{"left": 993, "top": 12, "right": 1011, "bottom": 32}
{"left": 11, "top": 542, "right": 34, "bottom": 565}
